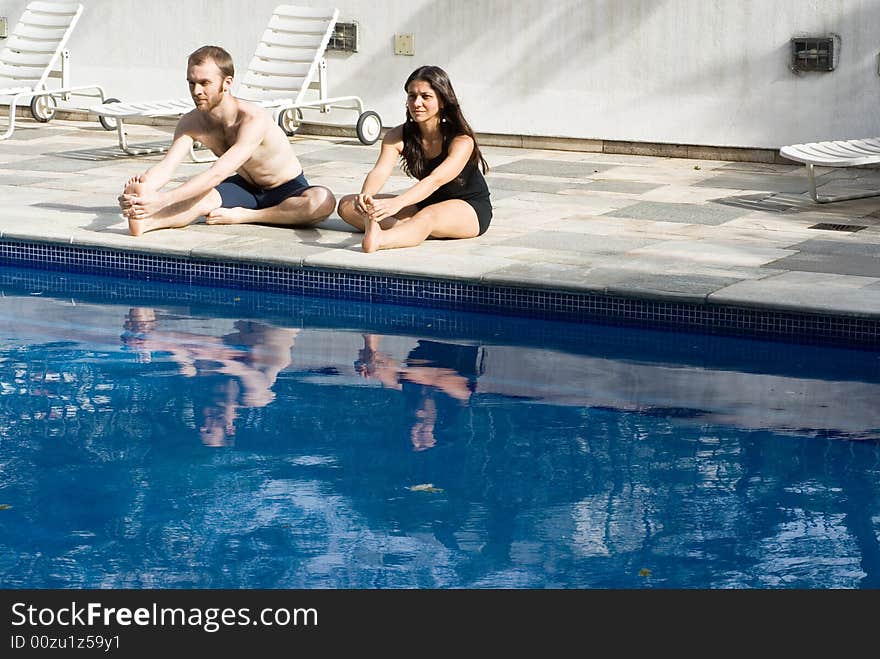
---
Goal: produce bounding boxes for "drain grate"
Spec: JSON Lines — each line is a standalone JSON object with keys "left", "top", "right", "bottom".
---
{"left": 715, "top": 193, "right": 805, "bottom": 213}
{"left": 808, "top": 223, "right": 867, "bottom": 232}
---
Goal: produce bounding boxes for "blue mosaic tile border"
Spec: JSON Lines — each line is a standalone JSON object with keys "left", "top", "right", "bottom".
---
{"left": 0, "top": 240, "right": 877, "bottom": 348}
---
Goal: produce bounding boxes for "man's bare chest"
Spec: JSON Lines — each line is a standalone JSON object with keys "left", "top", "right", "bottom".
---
{"left": 195, "top": 129, "right": 237, "bottom": 154}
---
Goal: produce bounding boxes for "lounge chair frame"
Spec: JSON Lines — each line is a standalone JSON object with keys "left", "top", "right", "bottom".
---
{"left": 0, "top": 1, "right": 107, "bottom": 140}
{"left": 779, "top": 138, "right": 880, "bottom": 203}
{"left": 90, "top": 5, "right": 382, "bottom": 161}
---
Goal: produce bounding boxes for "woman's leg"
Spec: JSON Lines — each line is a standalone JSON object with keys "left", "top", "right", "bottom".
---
{"left": 362, "top": 199, "right": 479, "bottom": 253}
{"left": 337, "top": 193, "right": 367, "bottom": 230}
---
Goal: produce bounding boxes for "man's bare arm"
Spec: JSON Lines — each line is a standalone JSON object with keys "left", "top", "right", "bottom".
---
{"left": 118, "top": 121, "right": 197, "bottom": 217}
{"left": 130, "top": 116, "right": 200, "bottom": 192}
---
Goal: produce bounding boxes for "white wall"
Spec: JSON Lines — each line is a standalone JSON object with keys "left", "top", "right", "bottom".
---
{"left": 2, "top": 0, "right": 880, "bottom": 148}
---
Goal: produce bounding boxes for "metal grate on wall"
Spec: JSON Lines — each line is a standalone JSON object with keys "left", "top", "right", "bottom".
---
{"left": 791, "top": 36, "right": 838, "bottom": 72}
{"left": 328, "top": 21, "right": 358, "bottom": 53}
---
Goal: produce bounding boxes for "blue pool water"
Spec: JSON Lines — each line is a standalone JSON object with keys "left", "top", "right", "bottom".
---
{"left": 0, "top": 267, "right": 878, "bottom": 589}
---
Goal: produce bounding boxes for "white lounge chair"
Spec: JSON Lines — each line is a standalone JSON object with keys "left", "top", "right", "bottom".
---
{"left": 90, "top": 4, "right": 382, "bottom": 159}
{"left": 779, "top": 138, "right": 880, "bottom": 203}
{"left": 0, "top": 1, "right": 108, "bottom": 140}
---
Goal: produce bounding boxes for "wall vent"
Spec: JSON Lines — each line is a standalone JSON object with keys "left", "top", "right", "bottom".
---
{"left": 791, "top": 36, "right": 839, "bottom": 72}
{"left": 328, "top": 21, "right": 358, "bottom": 53}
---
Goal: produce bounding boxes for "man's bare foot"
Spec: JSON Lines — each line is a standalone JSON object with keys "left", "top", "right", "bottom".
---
{"left": 128, "top": 215, "right": 193, "bottom": 237}
{"left": 362, "top": 218, "right": 382, "bottom": 253}
{"left": 128, "top": 217, "right": 147, "bottom": 237}
{"left": 206, "top": 207, "right": 255, "bottom": 225}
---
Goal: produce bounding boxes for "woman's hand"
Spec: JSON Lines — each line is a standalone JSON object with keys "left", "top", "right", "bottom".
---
{"left": 364, "top": 195, "right": 402, "bottom": 222}
{"left": 354, "top": 193, "right": 372, "bottom": 217}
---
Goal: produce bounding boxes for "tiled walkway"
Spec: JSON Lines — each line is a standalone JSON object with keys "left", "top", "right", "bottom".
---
{"left": 1, "top": 117, "right": 879, "bottom": 344}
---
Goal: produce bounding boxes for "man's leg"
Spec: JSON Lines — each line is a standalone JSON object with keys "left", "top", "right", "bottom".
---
{"left": 124, "top": 181, "right": 223, "bottom": 237}
{"left": 206, "top": 186, "right": 336, "bottom": 227}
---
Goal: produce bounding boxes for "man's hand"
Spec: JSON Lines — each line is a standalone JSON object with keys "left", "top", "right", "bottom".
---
{"left": 120, "top": 189, "right": 168, "bottom": 219}
{"left": 118, "top": 191, "right": 138, "bottom": 218}
{"left": 118, "top": 174, "right": 155, "bottom": 218}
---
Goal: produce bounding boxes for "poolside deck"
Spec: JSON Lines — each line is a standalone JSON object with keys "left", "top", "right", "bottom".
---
{"left": 1, "top": 117, "right": 879, "bottom": 343}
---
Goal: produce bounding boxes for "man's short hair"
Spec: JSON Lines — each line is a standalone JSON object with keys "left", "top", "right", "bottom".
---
{"left": 188, "top": 45, "right": 234, "bottom": 79}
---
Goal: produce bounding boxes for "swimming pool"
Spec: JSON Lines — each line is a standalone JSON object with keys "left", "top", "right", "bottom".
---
{"left": 0, "top": 266, "right": 878, "bottom": 588}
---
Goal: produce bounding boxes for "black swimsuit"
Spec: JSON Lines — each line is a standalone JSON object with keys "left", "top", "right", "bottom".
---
{"left": 405, "top": 339, "right": 485, "bottom": 390}
{"left": 401, "top": 340, "right": 485, "bottom": 443}
{"left": 415, "top": 155, "right": 493, "bottom": 236}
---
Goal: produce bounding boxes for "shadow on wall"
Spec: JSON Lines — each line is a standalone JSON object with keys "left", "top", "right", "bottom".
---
{"left": 327, "top": 0, "right": 880, "bottom": 145}
{"left": 56, "top": 0, "right": 277, "bottom": 102}
{"left": 642, "top": 1, "right": 880, "bottom": 145}
{"left": 49, "top": 0, "right": 666, "bottom": 138}
{"left": 328, "top": 0, "right": 667, "bottom": 123}
{"left": 18, "top": 0, "right": 880, "bottom": 144}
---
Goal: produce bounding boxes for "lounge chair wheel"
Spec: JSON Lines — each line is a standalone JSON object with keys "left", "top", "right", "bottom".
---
{"left": 30, "top": 94, "right": 57, "bottom": 123}
{"left": 278, "top": 108, "right": 303, "bottom": 136}
{"left": 98, "top": 98, "right": 121, "bottom": 131}
{"left": 356, "top": 110, "right": 382, "bottom": 146}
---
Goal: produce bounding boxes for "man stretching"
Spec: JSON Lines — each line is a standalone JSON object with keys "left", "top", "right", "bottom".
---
{"left": 118, "top": 45, "right": 335, "bottom": 236}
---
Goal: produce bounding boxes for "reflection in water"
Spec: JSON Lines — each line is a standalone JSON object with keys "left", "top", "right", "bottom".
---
{"left": 0, "top": 289, "right": 878, "bottom": 588}
{"left": 355, "top": 334, "right": 483, "bottom": 451}
{"left": 121, "top": 307, "right": 299, "bottom": 446}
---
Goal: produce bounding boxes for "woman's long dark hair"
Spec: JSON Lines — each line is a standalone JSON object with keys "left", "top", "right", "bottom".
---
{"left": 401, "top": 65, "right": 488, "bottom": 180}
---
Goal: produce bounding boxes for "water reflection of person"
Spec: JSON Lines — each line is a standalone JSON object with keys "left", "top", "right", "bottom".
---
{"left": 355, "top": 333, "right": 483, "bottom": 451}
{"left": 121, "top": 307, "right": 299, "bottom": 446}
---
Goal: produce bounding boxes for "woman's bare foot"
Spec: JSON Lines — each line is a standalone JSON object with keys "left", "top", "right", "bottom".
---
{"left": 362, "top": 218, "right": 382, "bottom": 253}
{"left": 205, "top": 207, "right": 255, "bottom": 225}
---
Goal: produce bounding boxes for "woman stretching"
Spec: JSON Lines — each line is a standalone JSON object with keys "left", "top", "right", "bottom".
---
{"left": 338, "top": 65, "right": 492, "bottom": 252}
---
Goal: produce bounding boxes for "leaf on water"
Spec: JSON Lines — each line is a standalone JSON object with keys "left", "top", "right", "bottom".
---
{"left": 408, "top": 483, "right": 443, "bottom": 493}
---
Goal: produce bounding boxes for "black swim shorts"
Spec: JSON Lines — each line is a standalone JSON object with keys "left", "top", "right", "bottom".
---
{"left": 467, "top": 197, "right": 493, "bottom": 236}
{"left": 416, "top": 196, "right": 493, "bottom": 236}
{"left": 215, "top": 172, "right": 311, "bottom": 209}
